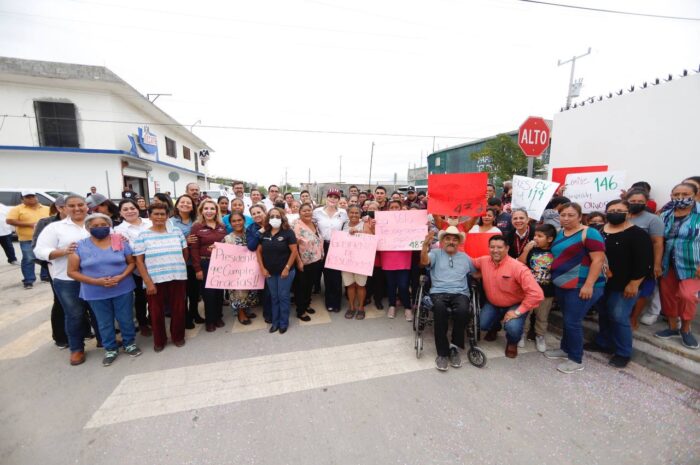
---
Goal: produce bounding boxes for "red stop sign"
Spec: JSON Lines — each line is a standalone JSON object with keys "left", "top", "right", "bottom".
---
{"left": 518, "top": 116, "right": 550, "bottom": 157}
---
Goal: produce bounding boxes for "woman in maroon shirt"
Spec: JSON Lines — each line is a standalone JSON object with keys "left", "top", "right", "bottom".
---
{"left": 189, "top": 199, "right": 228, "bottom": 332}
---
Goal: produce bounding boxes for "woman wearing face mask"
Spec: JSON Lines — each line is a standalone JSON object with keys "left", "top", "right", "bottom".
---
{"left": 654, "top": 183, "right": 700, "bottom": 349}
{"left": 507, "top": 208, "right": 536, "bottom": 259}
{"left": 169, "top": 195, "right": 205, "bottom": 329}
{"left": 114, "top": 199, "right": 153, "bottom": 336}
{"left": 342, "top": 205, "right": 373, "bottom": 320}
{"left": 223, "top": 212, "right": 260, "bottom": 325}
{"left": 189, "top": 199, "right": 228, "bottom": 332}
{"left": 313, "top": 189, "right": 348, "bottom": 313}
{"left": 546, "top": 202, "right": 606, "bottom": 374}
{"left": 584, "top": 200, "right": 652, "bottom": 368}
{"left": 67, "top": 213, "right": 142, "bottom": 366}
{"left": 293, "top": 203, "right": 323, "bottom": 321}
{"left": 586, "top": 212, "right": 606, "bottom": 231}
{"left": 257, "top": 208, "right": 298, "bottom": 334}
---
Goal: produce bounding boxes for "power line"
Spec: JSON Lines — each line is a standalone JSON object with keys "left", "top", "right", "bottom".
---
{"left": 519, "top": 0, "right": 700, "bottom": 21}
{"left": 1, "top": 114, "right": 478, "bottom": 140}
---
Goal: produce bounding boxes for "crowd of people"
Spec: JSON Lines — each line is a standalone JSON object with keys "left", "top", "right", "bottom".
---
{"left": 1, "top": 175, "right": 698, "bottom": 373}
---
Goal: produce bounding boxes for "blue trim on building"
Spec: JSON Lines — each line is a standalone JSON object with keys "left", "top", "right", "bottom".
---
{"left": 0, "top": 145, "right": 203, "bottom": 176}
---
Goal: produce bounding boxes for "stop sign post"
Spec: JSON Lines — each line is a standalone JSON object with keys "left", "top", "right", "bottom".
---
{"left": 518, "top": 116, "right": 550, "bottom": 177}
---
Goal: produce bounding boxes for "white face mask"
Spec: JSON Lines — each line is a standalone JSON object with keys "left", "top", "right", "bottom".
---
{"left": 269, "top": 218, "right": 282, "bottom": 229}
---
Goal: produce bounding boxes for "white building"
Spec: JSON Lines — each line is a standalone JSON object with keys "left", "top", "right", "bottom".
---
{"left": 0, "top": 56, "right": 214, "bottom": 200}
{"left": 549, "top": 71, "right": 699, "bottom": 200}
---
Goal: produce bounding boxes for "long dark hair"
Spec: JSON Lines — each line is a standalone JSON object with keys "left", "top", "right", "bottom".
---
{"left": 173, "top": 195, "right": 195, "bottom": 221}
{"left": 263, "top": 207, "right": 290, "bottom": 232}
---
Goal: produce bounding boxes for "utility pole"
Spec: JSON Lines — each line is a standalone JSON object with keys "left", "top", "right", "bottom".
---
{"left": 368, "top": 142, "right": 375, "bottom": 188}
{"left": 558, "top": 47, "right": 591, "bottom": 107}
{"left": 284, "top": 167, "right": 288, "bottom": 192}
{"left": 393, "top": 172, "right": 397, "bottom": 192}
{"left": 308, "top": 168, "right": 311, "bottom": 185}
{"left": 339, "top": 155, "right": 342, "bottom": 184}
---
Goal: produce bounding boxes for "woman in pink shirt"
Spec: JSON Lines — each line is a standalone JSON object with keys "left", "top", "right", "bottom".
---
{"left": 381, "top": 200, "right": 413, "bottom": 320}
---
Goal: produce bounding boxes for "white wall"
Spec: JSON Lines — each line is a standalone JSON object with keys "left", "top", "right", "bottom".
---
{"left": 549, "top": 74, "right": 700, "bottom": 201}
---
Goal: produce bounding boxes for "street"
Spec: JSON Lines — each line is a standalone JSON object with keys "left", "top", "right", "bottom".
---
{"left": 0, "top": 248, "right": 698, "bottom": 465}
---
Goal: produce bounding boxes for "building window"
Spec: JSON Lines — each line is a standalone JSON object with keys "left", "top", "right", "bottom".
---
{"left": 165, "top": 137, "right": 176, "bottom": 157}
{"left": 34, "top": 101, "right": 79, "bottom": 148}
{"left": 183, "top": 146, "right": 191, "bottom": 160}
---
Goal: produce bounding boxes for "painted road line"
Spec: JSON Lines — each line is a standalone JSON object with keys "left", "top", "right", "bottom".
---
{"left": 86, "top": 336, "right": 535, "bottom": 429}
{"left": 0, "top": 300, "right": 51, "bottom": 331}
{"left": 0, "top": 320, "right": 52, "bottom": 360}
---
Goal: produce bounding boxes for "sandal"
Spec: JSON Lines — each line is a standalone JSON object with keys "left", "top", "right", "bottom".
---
{"left": 345, "top": 309, "right": 357, "bottom": 319}
{"left": 355, "top": 310, "right": 366, "bottom": 320}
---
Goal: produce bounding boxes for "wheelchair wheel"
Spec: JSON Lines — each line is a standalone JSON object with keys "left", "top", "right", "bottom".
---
{"left": 415, "top": 332, "right": 423, "bottom": 359}
{"left": 413, "top": 286, "right": 423, "bottom": 332}
{"left": 467, "top": 347, "right": 487, "bottom": 368}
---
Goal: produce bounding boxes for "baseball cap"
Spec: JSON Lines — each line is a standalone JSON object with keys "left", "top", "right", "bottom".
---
{"left": 326, "top": 189, "right": 341, "bottom": 198}
{"left": 21, "top": 190, "right": 37, "bottom": 197}
{"left": 86, "top": 193, "right": 108, "bottom": 209}
{"left": 407, "top": 186, "right": 416, "bottom": 193}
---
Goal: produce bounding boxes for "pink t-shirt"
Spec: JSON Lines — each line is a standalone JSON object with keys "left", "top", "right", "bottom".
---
{"left": 380, "top": 251, "right": 412, "bottom": 271}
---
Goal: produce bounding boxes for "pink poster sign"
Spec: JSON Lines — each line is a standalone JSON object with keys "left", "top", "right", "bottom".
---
{"left": 205, "top": 243, "right": 265, "bottom": 290}
{"left": 375, "top": 210, "right": 428, "bottom": 251}
{"left": 325, "top": 230, "right": 378, "bottom": 276}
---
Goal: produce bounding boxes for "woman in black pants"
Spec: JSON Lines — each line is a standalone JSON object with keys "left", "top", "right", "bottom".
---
{"left": 312, "top": 189, "right": 348, "bottom": 312}
{"left": 293, "top": 203, "right": 323, "bottom": 320}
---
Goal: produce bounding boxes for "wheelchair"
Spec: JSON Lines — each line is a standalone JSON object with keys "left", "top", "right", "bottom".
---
{"left": 412, "top": 274, "right": 487, "bottom": 368}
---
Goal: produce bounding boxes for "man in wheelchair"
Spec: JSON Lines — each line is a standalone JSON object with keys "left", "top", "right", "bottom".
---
{"left": 420, "top": 226, "right": 475, "bottom": 371}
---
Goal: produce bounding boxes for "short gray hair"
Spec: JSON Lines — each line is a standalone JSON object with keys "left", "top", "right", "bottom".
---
{"left": 85, "top": 212, "right": 113, "bottom": 228}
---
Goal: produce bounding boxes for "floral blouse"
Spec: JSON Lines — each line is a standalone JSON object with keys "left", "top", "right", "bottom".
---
{"left": 293, "top": 220, "right": 324, "bottom": 265}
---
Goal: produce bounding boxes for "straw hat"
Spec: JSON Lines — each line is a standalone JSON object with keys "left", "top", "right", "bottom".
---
{"left": 438, "top": 226, "right": 466, "bottom": 244}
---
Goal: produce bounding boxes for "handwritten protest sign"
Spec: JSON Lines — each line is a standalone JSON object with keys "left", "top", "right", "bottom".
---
{"left": 464, "top": 232, "right": 498, "bottom": 259}
{"left": 564, "top": 170, "right": 626, "bottom": 213}
{"left": 428, "top": 173, "right": 488, "bottom": 217}
{"left": 375, "top": 210, "right": 428, "bottom": 251}
{"left": 551, "top": 165, "right": 607, "bottom": 188}
{"left": 511, "top": 175, "right": 560, "bottom": 220}
{"left": 325, "top": 230, "right": 378, "bottom": 276}
{"left": 205, "top": 243, "right": 264, "bottom": 290}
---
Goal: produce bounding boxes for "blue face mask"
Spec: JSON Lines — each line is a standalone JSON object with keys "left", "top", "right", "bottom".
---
{"left": 89, "top": 226, "right": 111, "bottom": 239}
{"left": 672, "top": 198, "right": 695, "bottom": 210}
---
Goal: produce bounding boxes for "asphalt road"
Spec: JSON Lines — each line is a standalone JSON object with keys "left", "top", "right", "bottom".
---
{"left": 0, "top": 247, "right": 698, "bottom": 465}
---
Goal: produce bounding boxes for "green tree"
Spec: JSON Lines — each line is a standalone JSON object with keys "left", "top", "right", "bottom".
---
{"left": 470, "top": 134, "right": 544, "bottom": 184}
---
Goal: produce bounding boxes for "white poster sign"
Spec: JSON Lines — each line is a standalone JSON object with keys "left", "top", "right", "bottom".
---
{"left": 511, "top": 175, "right": 560, "bottom": 220}
{"left": 564, "top": 170, "right": 627, "bottom": 213}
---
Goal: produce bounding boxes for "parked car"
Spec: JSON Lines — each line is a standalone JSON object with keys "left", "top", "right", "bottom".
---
{"left": 0, "top": 188, "right": 78, "bottom": 207}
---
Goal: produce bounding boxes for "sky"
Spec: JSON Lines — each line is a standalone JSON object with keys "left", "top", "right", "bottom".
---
{"left": 1, "top": 0, "right": 698, "bottom": 188}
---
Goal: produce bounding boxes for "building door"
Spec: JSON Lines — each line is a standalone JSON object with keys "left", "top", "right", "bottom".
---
{"left": 123, "top": 176, "right": 150, "bottom": 200}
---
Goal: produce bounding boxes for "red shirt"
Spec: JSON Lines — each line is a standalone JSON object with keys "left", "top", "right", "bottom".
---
{"left": 189, "top": 222, "right": 227, "bottom": 272}
{"left": 473, "top": 255, "right": 544, "bottom": 314}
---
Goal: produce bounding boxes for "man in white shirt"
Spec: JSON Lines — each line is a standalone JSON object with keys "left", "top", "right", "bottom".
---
{"left": 0, "top": 203, "right": 17, "bottom": 264}
{"left": 34, "top": 195, "right": 97, "bottom": 366}
{"left": 263, "top": 184, "right": 281, "bottom": 211}
{"left": 232, "top": 181, "right": 252, "bottom": 215}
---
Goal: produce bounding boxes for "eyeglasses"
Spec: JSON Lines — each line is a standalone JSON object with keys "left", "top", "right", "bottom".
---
{"left": 448, "top": 256, "right": 454, "bottom": 268}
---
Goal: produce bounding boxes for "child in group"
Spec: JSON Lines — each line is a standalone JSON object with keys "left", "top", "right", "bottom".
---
{"left": 518, "top": 223, "right": 557, "bottom": 353}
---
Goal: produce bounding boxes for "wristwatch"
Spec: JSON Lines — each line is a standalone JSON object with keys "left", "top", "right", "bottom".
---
{"left": 514, "top": 310, "right": 522, "bottom": 317}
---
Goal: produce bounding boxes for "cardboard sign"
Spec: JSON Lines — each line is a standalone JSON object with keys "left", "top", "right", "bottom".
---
{"left": 564, "top": 170, "right": 627, "bottom": 214}
{"left": 325, "top": 230, "right": 378, "bottom": 276}
{"left": 375, "top": 210, "right": 428, "bottom": 251}
{"left": 551, "top": 165, "right": 607, "bottom": 188}
{"left": 205, "top": 243, "right": 264, "bottom": 290}
{"left": 427, "top": 173, "right": 488, "bottom": 217}
{"left": 464, "top": 232, "right": 498, "bottom": 259}
{"left": 511, "top": 175, "right": 560, "bottom": 220}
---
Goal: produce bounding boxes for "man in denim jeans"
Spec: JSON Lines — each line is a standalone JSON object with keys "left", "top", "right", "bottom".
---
{"left": 420, "top": 227, "right": 474, "bottom": 372}
{"left": 6, "top": 191, "right": 50, "bottom": 289}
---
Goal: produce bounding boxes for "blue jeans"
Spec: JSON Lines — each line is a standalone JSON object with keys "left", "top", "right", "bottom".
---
{"left": 53, "top": 279, "right": 100, "bottom": 352}
{"left": 479, "top": 302, "right": 527, "bottom": 344}
{"left": 555, "top": 287, "right": 604, "bottom": 363}
{"left": 267, "top": 269, "right": 296, "bottom": 329}
{"left": 595, "top": 290, "right": 637, "bottom": 358}
{"left": 20, "top": 240, "right": 48, "bottom": 284}
{"left": 88, "top": 292, "right": 136, "bottom": 351}
{"left": 385, "top": 269, "right": 410, "bottom": 308}
{"left": 0, "top": 234, "right": 17, "bottom": 263}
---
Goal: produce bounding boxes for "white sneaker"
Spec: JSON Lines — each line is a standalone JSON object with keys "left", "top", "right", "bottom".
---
{"left": 640, "top": 313, "right": 658, "bottom": 326}
{"left": 557, "top": 360, "right": 584, "bottom": 374}
{"left": 517, "top": 336, "right": 525, "bottom": 348}
{"left": 544, "top": 348, "right": 568, "bottom": 359}
{"left": 536, "top": 335, "right": 547, "bottom": 353}
{"left": 387, "top": 306, "right": 396, "bottom": 319}
{"left": 404, "top": 309, "right": 413, "bottom": 322}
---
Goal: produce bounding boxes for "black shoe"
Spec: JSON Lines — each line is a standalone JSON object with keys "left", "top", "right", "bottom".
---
{"left": 306, "top": 308, "right": 316, "bottom": 314}
{"left": 23, "top": 283, "right": 33, "bottom": 290}
{"left": 269, "top": 325, "right": 279, "bottom": 333}
{"left": 297, "top": 314, "right": 311, "bottom": 322}
{"left": 279, "top": 327, "right": 288, "bottom": 334}
{"left": 41, "top": 277, "right": 51, "bottom": 283}
{"left": 375, "top": 302, "right": 384, "bottom": 310}
{"left": 264, "top": 318, "right": 272, "bottom": 324}
{"left": 608, "top": 355, "right": 630, "bottom": 368}
{"left": 193, "top": 314, "right": 205, "bottom": 324}
{"left": 185, "top": 321, "right": 195, "bottom": 330}
{"left": 245, "top": 309, "right": 257, "bottom": 319}
{"left": 54, "top": 341, "right": 69, "bottom": 349}
{"left": 583, "top": 342, "right": 613, "bottom": 354}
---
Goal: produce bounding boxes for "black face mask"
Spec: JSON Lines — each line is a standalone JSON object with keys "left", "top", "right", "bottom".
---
{"left": 629, "top": 203, "right": 646, "bottom": 214}
{"left": 606, "top": 212, "right": 627, "bottom": 225}
{"left": 589, "top": 223, "right": 604, "bottom": 231}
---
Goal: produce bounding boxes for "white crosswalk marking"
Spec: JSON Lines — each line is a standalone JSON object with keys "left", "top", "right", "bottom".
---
{"left": 0, "top": 320, "right": 52, "bottom": 360}
{"left": 85, "top": 336, "right": 530, "bottom": 429}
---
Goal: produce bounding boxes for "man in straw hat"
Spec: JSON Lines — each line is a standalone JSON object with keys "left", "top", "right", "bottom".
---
{"left": 420, "top": 226, "right": 475, "bottom": 372}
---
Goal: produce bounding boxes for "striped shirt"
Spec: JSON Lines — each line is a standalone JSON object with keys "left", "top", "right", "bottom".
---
{"left": 132, "top": 229, "right": 187, "bottom": 283}
{"left": 551, "top": 227, "right": 606, "bottom": 289}
{"left": 661, "top": 203, "right": 700, "bottom": 280}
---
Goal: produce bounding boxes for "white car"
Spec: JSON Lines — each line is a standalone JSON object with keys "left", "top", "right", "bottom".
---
{"left": 0, "top": 188, "right": 78, "bottom": 207}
